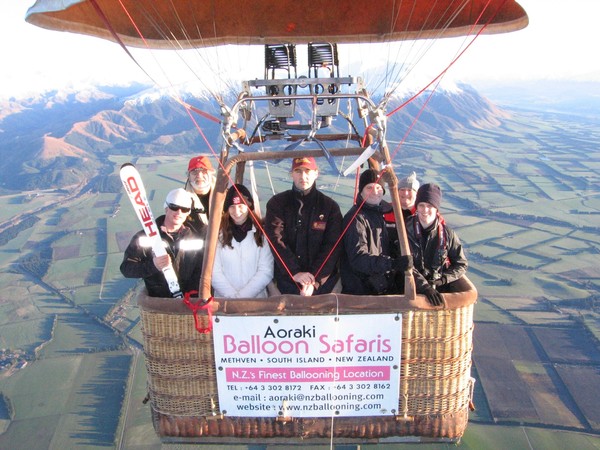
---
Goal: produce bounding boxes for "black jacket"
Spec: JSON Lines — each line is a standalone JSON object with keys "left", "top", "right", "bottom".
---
{"left": 264, "top": 185, "right": 342, "bottom": 294}
{"left": 120, "top": 216, "right": 205, "bottom": 297}
{"left": 405, "top": 214, "right": 467, "bottom": 294}
{"left": 340, "top": 198, "right": 398, "bottom": 295}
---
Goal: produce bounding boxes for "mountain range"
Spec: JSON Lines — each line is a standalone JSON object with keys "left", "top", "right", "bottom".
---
{"left": 0, "top": 82, "right": 508, "bottom": 191}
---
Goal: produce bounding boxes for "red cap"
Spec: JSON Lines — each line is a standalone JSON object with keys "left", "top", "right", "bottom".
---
{"left": 187, "top": 156, "right": 215, "bottom": 173}
{"left": 291, "top": 157, "right": 318, "bottom": 171}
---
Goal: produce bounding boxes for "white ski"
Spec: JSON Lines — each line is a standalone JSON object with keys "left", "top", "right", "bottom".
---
{"left": 342, "top": 142, "right": 378, "bottom": 177}
{"left": 119, "top": 163, "right": 183, "bottom": 298}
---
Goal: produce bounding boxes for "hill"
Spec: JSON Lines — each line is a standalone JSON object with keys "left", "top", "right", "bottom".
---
{"left": 0, "top": 82, "right": 504, "bottom": 191}
{"left": 0, "top": 80, "right": 599, "bottom": 449}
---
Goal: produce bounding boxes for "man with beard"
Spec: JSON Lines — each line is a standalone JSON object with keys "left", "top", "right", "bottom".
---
{"left": 340, "top": 169, "right": 412, "bottom": 295}
{"left": 184, "top": 155, "right": 216, "bottom": 234}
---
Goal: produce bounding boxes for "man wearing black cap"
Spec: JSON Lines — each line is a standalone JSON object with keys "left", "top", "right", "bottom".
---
{"left": 264, "top": 157, "right": 342, "bottom": 296}
{"left": 340, "top": 169, "right": 413, "bottom": 295}
{"left": 405, "top": 183, "right": 468, "bottom": 306}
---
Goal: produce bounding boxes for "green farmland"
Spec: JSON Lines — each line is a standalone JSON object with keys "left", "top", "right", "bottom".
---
{"left": 1, "top": 106, "right": 600, "bottom": 449}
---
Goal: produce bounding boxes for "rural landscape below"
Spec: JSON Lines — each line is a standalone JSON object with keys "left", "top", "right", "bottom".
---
{"left": 0, "top": 81, "right": 599, "bottom": 449}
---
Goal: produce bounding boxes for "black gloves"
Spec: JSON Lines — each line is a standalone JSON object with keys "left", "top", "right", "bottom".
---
{"left": 433, "top": 276, "right": 447, "bottom": 287}
{"left": 424, "top": 286, "right": 445, "bottom": 306}
{"left": 367, "top": 272, "right": 391, "bottom": 295}
{"left": 393, "top": 255, "right": 413, "bottom": 272}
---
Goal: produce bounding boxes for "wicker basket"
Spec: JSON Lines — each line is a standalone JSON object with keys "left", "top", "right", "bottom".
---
{"left": 138, "top": 277, "right": 477, "bottom": 444}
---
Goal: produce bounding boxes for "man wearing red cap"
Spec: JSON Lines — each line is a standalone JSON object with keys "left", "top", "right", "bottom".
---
{"left": 184, "top": 155, "right": 216, "bottom": 234}
{"left": 264, "top": 157, "right": 342, "bottom": 296}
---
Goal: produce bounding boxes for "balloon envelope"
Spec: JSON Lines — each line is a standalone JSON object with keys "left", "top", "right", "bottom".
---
{"left": 26, "top": 0, "right": 528, "bottom": 49}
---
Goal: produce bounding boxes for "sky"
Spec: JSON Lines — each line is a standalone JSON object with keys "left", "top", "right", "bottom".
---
{"left": 2, "top": 0, "right": 600, "bottom": 100}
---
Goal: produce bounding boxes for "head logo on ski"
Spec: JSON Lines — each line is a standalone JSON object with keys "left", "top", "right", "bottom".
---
{"left": 120, "top": 163, "right": 183, "bottom": 298}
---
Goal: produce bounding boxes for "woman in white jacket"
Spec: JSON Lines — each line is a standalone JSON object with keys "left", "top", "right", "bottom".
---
{"left": 212, "top": 184, "right": 274, "bottom": 298}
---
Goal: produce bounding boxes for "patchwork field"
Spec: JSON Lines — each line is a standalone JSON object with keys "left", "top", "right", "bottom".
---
{"left": 0, "top": 107, "right": 599, "bottom": 449}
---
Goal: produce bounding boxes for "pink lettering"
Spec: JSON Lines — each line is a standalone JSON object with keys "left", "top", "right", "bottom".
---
{"left": 224, "top": 335, "right": 236, "bottom": 353}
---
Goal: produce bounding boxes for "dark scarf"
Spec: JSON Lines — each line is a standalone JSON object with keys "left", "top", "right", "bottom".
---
{"left": 419, "top": 220, "right": 435, "bottom": 248}
{"left": 232, "top": 218, "right": 253, "bottom": 242}
{"left": 198, "top": 192, "right": 210, "bottom": 214}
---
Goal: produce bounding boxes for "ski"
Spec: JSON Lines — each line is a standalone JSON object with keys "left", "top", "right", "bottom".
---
{"left": 343, "top": 142, "right": 378, "bottom": 177}
{"left": 119, "top": 163, "right": 183, "bottom": 298}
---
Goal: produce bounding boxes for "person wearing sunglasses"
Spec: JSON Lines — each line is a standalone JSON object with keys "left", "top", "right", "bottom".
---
{"left": 184, "top": 155, "right": 216, "bottom": 234}
{"left": 120, "top": 188, "right": 205, "bottom": 297}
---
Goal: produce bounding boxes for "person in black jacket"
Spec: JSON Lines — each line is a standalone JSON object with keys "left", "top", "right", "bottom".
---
{"left": 340, "top": 169, "right": 412, "bottom": 295}
{"left": 264, "top": 157, "right": 342, "bottom": 296}
{"left": 383, "top": 170, "right": 420, "bottom": 253}
{"left": 120, "top": 188, "right": 205, "bottom": 297}
{"left": 405, "top": 183, "right": 468, "bottom": 306}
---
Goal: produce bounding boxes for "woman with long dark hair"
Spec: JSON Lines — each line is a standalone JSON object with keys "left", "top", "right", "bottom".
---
{"left": 212, "top": 184, "right": 274, "bottom": 298}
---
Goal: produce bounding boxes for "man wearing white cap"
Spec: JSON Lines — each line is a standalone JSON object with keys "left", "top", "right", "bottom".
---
{"left": 120, "top": 188, "right": 205, "bottom": 297}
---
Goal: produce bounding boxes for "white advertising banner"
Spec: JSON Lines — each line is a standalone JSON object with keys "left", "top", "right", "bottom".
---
{"left": 213, "top": 314, "right": 401, "bottom": 418}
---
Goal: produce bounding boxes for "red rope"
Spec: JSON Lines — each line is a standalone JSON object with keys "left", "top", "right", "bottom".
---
{"left": 386, "top": 0, "right": 503, "bottom": 118}
{"left": 182, "top": 291, "right": 214, "bottom": 334}
{"left": 97, "top": 0, "right": 505, "bottom": 294}
{"left": 88, "top": 0, "right": 155, "bottom": 82}
{"left": 385, "top": 0, "right": 507, "bottom": 169}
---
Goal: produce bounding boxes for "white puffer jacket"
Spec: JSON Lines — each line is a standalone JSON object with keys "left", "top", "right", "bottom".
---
{"left": 212, "top": 227, "right": 274, "bottom": 298}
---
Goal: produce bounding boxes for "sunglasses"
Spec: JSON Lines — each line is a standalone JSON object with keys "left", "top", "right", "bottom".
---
{"left": 167, "top": 203, "right": 191, "bottom": 213}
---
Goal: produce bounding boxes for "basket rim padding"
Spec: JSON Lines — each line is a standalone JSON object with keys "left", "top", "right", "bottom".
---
{"left": 138, "top": 276, "right": 477, "bottom": 315}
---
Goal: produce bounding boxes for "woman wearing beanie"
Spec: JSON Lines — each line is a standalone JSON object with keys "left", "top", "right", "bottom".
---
{"left": 211, "top": 184, "right": 274, "bottom": 298}
{"left": 405, "top": 183, "right": 468, "bottom": 306}
{"left": 340, "top": 169, "right": 412, "bottom": 295}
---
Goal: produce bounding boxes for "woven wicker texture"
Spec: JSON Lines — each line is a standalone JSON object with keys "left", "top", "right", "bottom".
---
{"left": 139, "top": 287, "right": 476, "bottom": 441}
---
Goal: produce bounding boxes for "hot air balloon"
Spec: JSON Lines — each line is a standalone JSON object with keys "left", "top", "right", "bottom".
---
{"left": 25, "top": 0, "right": 527, "bottom": 444}
{"left": 26, "top": 0, "right": 527, "bottom": 48}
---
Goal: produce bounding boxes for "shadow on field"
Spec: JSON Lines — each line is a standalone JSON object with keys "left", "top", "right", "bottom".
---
{"left": 71, "top": 354, "right": 132, "bottom": 446}
{"left": 46, "top": 312, "right": 125, "bottom": 355}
